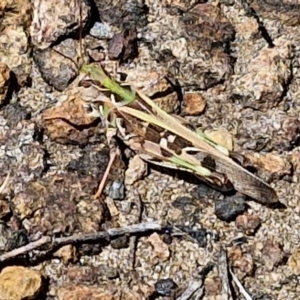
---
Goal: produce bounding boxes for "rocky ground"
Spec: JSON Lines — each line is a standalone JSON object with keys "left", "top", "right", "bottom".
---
{"left": 1, "top": 0, "right": 300, "bottom": 299}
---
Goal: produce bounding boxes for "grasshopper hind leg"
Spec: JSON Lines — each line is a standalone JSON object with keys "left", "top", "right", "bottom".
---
{"left": 195, "top": 174, "right": 234, "bottom": 193}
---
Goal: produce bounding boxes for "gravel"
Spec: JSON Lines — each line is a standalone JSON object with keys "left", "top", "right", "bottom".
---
{"left": 1, "top": 0, "right": 300, "bottom": 299}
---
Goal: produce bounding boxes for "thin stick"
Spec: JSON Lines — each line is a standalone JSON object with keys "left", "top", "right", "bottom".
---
{"left": 129, "top": 194, "right": 143, "bottom": 270}
{"left": 0, "top": 236, "right": 52, "bottom": 262}
{"left": 218, "top": 249, "right": 232, "bottom": 300}
{"left": 0, "top": 221, "right": 163, "bottom": 263}
{"left": 94, "top": 151, "right": 117, "bottom": 199}
{"left": 176, "top": 263, "right": 213, "bottom": 300}
{"left": 229, "top": 268, "right": 253, "bottom": 300}
{"left": 176, "top": 281, "right": 204, "bottom": 300}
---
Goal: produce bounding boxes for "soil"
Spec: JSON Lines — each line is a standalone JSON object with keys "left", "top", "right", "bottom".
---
{"left": 1, "top": 0, "right": 300, "bottom": 299}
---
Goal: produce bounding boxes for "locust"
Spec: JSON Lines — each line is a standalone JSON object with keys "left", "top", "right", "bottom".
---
{"left": 80, "top": 63, "right": 278, "bottom": 204}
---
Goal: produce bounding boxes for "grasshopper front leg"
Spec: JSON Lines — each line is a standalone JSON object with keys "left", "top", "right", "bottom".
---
{"left": 94, "top": 126, "right": 120, "bottom": 199}
{"left": 93, "top": 97, "right": 125, "bottom": 199}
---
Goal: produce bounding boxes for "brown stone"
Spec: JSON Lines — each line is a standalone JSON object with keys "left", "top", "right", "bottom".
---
{"left": 235, "top": 214, "right": 261, "bottom": 235}
{"left": 0, "top": 266, "right": 43, "bottom": 300}
{"left": 183, "top": 92, "right": 206, "bottom": 116}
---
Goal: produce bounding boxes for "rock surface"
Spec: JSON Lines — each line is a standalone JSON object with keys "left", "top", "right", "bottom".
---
{"left": 0, "top": 266, "right": 43, "bottom": 300}
{"left": 1, "top": 0, "right": 300, "bottom": 299}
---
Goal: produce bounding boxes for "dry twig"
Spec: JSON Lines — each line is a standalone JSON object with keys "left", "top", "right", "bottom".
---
{"left": 176, "top": 263, "right": 213, "bottom": 300}
{"left": 129, "top": 194, "right": 143, "bottom": 270}
{"left": 229, "top": 268, "right": 253, "bottom": 300}
{"left": 0, "top": 221, "right": 163, "bottom": 263}
{"left": 176, "top": 281, "right": 204, "bottom": 300}
{"left": 218, "top": 249, "right": 233, "bottom": 300}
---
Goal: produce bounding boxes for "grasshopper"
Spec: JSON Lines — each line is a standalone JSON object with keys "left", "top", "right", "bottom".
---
{"left": 80, "top": 63, "right": 278, "bottom": 204}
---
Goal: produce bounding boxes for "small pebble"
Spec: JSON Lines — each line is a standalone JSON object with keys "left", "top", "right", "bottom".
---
{"left": 161, "top": 232, "right": 173, "bottom": 245}
{"left": 155, "top": 278, "right": 178, "bottom": 296}
{"left": 89, "top": 22, "right": 113, "bottom": 39}
{"left": 235, "top": 214, "right": 261, "bottom": 234}
{"left": 175, "top": 225, "right": 209, "bottom": 248}
{"left": 215, "top": 195, "right": 247, "bottom": 221}
{"left": 110, "top": 235, "right": 129, "bottom": 249}
{"left": 108, "top": 180, "right": 125, "bottom": 200}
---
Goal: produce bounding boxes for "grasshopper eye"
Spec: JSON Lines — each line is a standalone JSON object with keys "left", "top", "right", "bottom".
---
{"left": 79, "top": 79, "right": 101, "bottom": 88}
{"left": 78, "top": 79, "right": 92, "bottom": 88}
